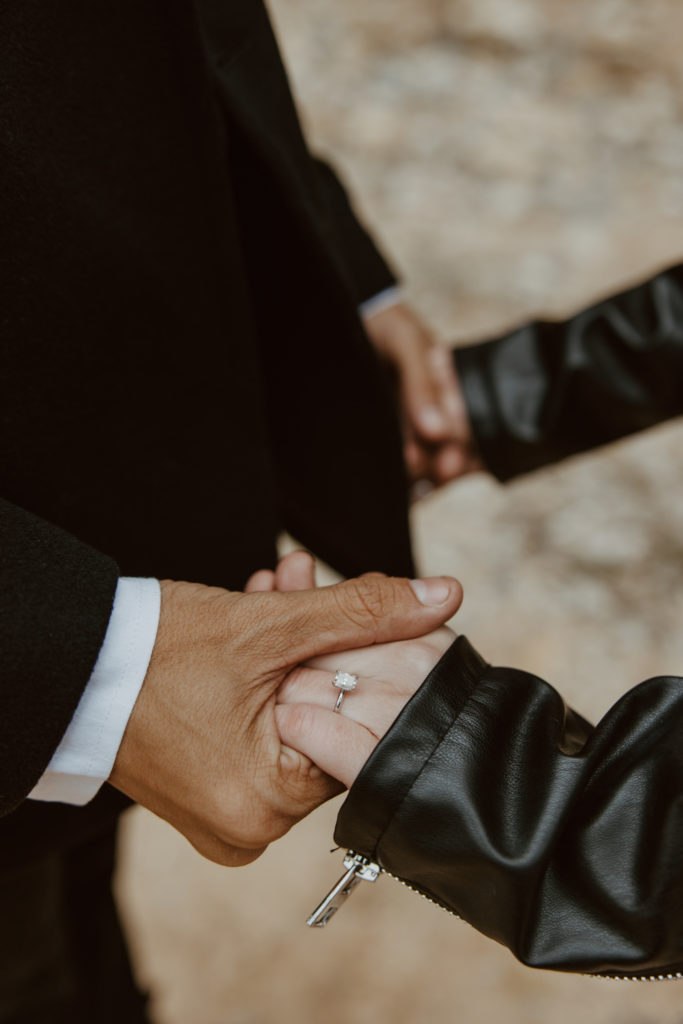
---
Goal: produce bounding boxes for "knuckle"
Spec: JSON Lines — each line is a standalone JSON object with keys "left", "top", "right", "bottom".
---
{"left": 205, "top": 842, "right": 247, "bottom": 868}
{"left": 251, "top": 823, "right": 283, "bottom": 846}
{"left": 279, "top": 755, "right": 315, "bottom": 800}
{"left": 213, "top": 807, "right": 278, "bottom": 851}
{"left": 215, "top": 843, "right": 267, "bottom": 868}
{"left": 189, "top": 827, "right": 264, "bottom": 868}
{"left": 278, "top": 759, "right": 331, "bottom": 817}
{"left": 341, "top": 577, "right": 395, "bottom": 631}
{"left": 248, "top": 810, "right": 290, "bottom": 846}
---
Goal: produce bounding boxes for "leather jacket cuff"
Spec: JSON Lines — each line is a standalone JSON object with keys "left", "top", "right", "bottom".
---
{"left": 454, "top": 341, "right": 516, "bottom": 482}
{"left": 454, "top": 337, "right": 564, "bottom": 482}
{"left": 334, "top": 635, "right": 485, "bottom": 857}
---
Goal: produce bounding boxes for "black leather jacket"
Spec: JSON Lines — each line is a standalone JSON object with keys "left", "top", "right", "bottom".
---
{"left": 335, "top": 264, "right": 683, "bottom": 976}
{"left": 455, "top": 262, "right": 683, "bottom": 481}
{"left": 336, "top": 637, "right": 683, "bottom": 978}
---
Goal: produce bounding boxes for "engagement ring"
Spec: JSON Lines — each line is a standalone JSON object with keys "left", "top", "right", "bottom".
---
{"left": 332, "top": 669, "right": 358, "bottom": 713}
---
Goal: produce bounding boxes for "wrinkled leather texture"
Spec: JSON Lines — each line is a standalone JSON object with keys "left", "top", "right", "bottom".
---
{"left": 455, "top": 263, "right": 683, "bottom": 480}
{"left": 336, "top": 637, "right": 683, "bottom": 977}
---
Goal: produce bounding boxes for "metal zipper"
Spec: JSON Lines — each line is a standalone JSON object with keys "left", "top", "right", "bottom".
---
{"left": 307, "top": 850, "right": 683, "bottom": 983}
{"left": 307, "top": 849, "right": 458, "bottom": 928}
{"left": 306, "top": 851, "right": 381, "bottom": 927}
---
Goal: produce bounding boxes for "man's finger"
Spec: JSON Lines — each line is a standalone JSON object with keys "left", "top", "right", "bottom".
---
{"left": 267, "top": 573, "right": 463, "bottom": 665}
{"left": 276, "top": 743, "right": 344, "bottom": 815}
{"left": 276, "top": 703, "right": 375, "bottom": 789}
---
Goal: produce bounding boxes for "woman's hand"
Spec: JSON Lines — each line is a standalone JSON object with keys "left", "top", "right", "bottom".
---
{"left": 246, "top": 553, "right": 457, "bottom": 787}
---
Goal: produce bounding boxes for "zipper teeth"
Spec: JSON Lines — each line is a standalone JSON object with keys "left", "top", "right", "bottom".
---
{"left": 373, "top": 862, "right": 683, "bottom": 983}
{"left": 591, "top": 973, "right": 683, "bottom": 982}
{"left": 378, "top": 866, "right": 460, "bottom": 920}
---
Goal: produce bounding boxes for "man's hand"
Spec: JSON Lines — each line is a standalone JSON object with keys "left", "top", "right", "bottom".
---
{"left": 109, "top": 570, "right": 462, "bottom": 867}
{"left": 362, "top": 302, "right": 483, "bottom": 489}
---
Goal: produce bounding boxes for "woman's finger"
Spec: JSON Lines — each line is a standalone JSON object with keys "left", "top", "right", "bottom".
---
{"left": 305, "top": 628, "right": 456, "bottom": 684}
{"left": 274, "top": 550, "right": 316, "bottom": 592}
{"left": 275, "top": 703, "right": 376, "bottom": 788}
{"left": 244, "top": 569, "right": 276, "bottom": 593}
{"left": 277, "top": 666, "right": 408, "bottom": 740}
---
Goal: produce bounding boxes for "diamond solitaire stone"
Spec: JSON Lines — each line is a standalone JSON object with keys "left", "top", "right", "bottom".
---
{"left": 333, "top": 670, "right": 358, "bottom": 692}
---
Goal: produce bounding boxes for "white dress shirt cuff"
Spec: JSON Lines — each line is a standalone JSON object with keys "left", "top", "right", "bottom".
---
{"left": 28, "top": 576, "right": 161, "bottom": 806}
{"left": 358, "top": 285, "right": 403, "bottom": 320}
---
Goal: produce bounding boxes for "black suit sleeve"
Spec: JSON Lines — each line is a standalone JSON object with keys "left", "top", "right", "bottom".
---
{"left": 336, "top": 636, "right": 683, "bottom": 978}
{"left": 312, "top": 158, "right": 399, "bottom": 306}
{"left": 0, "top": 500, "right": 118, "bottom": 817}
{"left": 454, "top": 263, "right": 683, "bottom": 481}
{"left": 196, "top": 0, "right": 398, "bottom": 308}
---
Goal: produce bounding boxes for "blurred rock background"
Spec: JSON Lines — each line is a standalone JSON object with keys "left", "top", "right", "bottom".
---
{"left": 117, "top": 1, "right": 683, "bottom": 1020}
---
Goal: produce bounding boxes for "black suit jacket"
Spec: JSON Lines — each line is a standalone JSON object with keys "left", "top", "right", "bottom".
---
{"left": 0, "top": 0, "right": 413, "bottom": 858}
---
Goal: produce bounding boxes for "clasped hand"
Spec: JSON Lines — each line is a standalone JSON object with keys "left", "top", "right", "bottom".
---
{"left": 363, "top": 302, "right": 483, "bottom": 488}
{"left": 250, "top": 553, "right": 455, "bottom": 788}
{"left": 110, "top": 555, "right": 460, "bottom": 867}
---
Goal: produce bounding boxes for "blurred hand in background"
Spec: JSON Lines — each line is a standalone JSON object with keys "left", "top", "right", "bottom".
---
{"left": 362, "top": 301, "right": 484, "bottom": 491}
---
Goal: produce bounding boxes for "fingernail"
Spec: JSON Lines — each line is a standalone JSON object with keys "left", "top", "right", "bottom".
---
{"left": 410, "top": 577, "right": 452, "bottom": 606}
{"left": 420, "top": 406, "right": 444, "bottom": 433}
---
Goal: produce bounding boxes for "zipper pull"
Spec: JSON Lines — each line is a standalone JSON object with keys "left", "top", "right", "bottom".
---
{"left": 306, "top": 851, "right": 381, "bottom": 927}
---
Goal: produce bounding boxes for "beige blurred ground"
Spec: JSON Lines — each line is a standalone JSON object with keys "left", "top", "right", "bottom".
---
{"left": 116, "top": 1, "right": 683, "bottom": 1020}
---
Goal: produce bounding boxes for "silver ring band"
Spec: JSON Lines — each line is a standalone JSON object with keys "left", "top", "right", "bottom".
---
{"left": 332, "top": 669, "right": 358, "bottom": 713}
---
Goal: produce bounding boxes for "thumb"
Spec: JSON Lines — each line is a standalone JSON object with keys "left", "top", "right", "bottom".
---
{"left": 276, "top": 574, "right": 463, "bottom": 665}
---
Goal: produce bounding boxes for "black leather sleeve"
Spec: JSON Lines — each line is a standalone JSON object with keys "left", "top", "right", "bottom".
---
{"left": 335, "top": 636, "right": 683, "bottom": 977}
{"left": 312, "top": 158, "right": 399, "bottom": 307}
{"left": 0, "top": 500, "right": 118, "bottom": 817}
{"left": 454, "top": 264, "right": 683, "bottom": 481}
